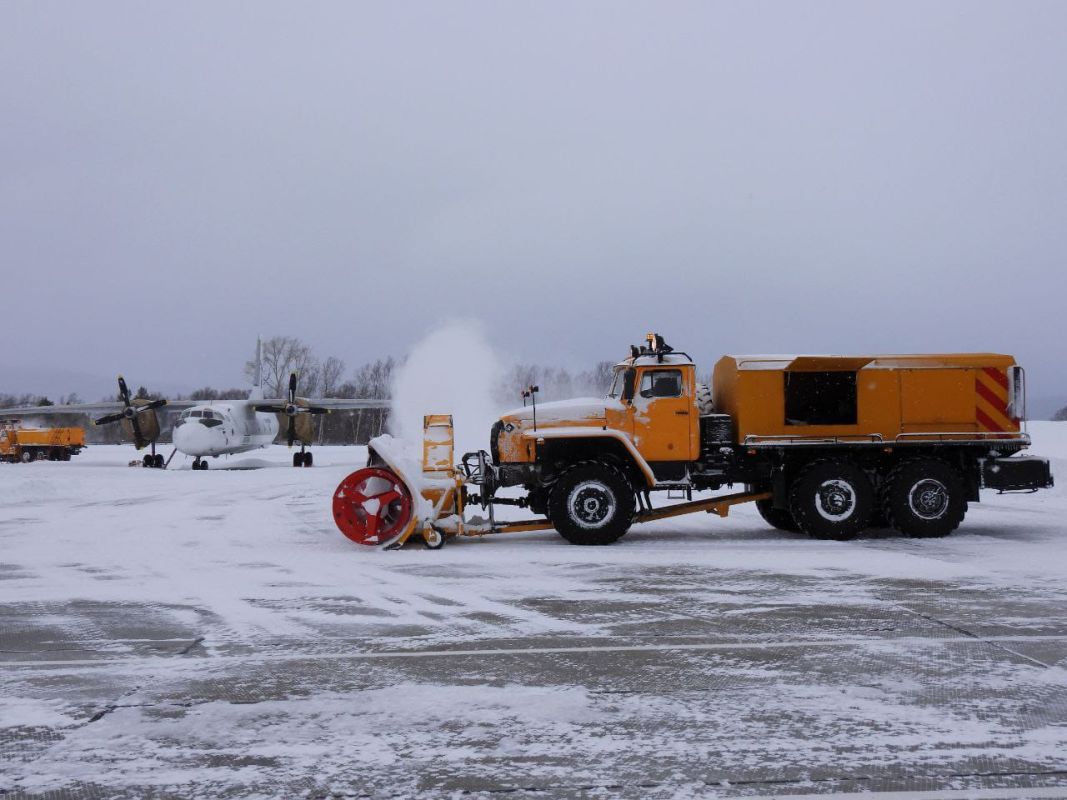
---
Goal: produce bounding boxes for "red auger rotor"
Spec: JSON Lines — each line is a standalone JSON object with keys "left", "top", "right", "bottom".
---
{"left": 332, "top": 467, "right": 414, "bottom": 547}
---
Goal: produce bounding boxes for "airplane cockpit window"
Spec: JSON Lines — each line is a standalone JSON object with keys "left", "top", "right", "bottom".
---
{"left": 191, "top": 410, "right": 203, "bottom": 418}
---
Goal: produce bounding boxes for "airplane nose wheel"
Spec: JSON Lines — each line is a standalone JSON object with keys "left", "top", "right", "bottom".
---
{"left": 193, "top": 458, "right": 208, "bottom": 471}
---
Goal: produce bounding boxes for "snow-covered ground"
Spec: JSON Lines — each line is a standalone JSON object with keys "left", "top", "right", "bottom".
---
{"left": 2, "top": 425, "right": 1066, "bottom": 798}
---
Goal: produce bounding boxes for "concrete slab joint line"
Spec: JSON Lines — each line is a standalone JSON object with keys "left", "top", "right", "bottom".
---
{"left": 896, "top": 604, "right": 1055, "bottom": 669}
{"left": 177, "top": 635, "right": 205, "bottom": 655}
{"left": 6, "top": 632, "right": 1067, "bottom": 668}
{"left": 733, "top": 789, "right": 1067, "bottom": 800}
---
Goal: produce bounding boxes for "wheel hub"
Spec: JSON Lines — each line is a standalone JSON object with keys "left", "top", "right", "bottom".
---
{"left": 568, "top": 481, "right": 616, "bottom": 529}
{"left": 909, "top": 479, "right": 949, "bottom": 520}
{"left": 815, "top": 479, "right": 856, "bottom": 521}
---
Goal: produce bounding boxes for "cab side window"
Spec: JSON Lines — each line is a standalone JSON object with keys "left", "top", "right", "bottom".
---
{"left": 639, "top": 369, "right": 683, "bottom": 399}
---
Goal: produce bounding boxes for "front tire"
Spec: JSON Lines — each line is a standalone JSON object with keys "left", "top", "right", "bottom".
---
{"left": 882, "top": 459, "right": 966, "bottom": 538}
{"left": 789, "top": 460, "right": 874, "bottom": 541}
{"left": 549, "top": 461, "right": 635, "bottom": 546}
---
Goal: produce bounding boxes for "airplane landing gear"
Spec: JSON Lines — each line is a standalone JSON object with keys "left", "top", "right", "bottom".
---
{"left": 293, "top": 446, "right": 313, "bottom": 468}
{"left": 193, "top": 458, "right": 208, "bottom": 471}
{"left": 141, "top": 444, "right": 165, "bottom": 469}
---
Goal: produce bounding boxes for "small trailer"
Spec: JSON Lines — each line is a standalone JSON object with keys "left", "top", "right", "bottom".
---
{"left": 0, "top": 420, "right": 86, "bottom": 463}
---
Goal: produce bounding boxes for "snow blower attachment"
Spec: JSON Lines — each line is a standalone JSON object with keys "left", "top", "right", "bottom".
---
{"left": 332, "top": 415, "right": 559, "bottom": 549}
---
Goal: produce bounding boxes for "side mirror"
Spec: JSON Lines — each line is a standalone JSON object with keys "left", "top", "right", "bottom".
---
{"left": 622, "top": 370, "right": 636, "bottom": 403}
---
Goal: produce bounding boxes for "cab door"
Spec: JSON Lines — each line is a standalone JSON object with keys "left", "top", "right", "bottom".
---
{"left": 631, "top": 366, "right": 696, "bottom": 462}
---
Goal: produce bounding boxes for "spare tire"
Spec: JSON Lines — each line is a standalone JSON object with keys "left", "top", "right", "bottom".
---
{"left": 695, "top": 383, "right": 715, "bottom": 416}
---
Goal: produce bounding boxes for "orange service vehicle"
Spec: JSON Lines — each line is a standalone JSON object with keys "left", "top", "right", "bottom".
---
{"left": 332, "top": 333, "right": 1054, "bottom": 550}
{"left": 0, "top": 420, "right": 86, "bottom": 463}
{"left": 479, "top": 334, "right": 1053, "bottom": 543}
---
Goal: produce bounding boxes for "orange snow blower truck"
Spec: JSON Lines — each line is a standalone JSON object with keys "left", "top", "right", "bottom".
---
{"left": 332, "top": 333, "right": 1053, "bottom": 548}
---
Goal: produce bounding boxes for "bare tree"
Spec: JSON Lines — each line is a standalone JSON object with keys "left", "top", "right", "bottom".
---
{"left": 245, "top": 336, "right": 320, "bottom": 398}
{"left": 576, "top": 361, "right": 616, "bottom": 396}
{"left": 320, "top": 356, "right": 346, "bottom": 397}
{"left": 496, "top": 360, "right": 616, "bottom": 404}
{"left": 349, "top": 357, "right": 395, "bottom": 442}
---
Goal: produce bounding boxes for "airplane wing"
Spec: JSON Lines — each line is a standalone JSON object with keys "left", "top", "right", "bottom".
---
{"left": 304, "top": 398, "right": 390, "bottom": 410}
{"left": 0, "top": 402, "right": 127, "bottom": 417}
{"left": 0, "top": 401, "right": 199, "bottom": 418}
{"left": 254, "top": 398, "right": 390, "bottom": 410}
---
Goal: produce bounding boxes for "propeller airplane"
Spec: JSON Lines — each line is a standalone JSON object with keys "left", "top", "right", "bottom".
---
{"left": 0, "top": 341, "right": 387, "bottom": 470}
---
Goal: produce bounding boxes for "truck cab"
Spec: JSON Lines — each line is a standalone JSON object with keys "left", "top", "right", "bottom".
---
{"left": 606, "top": 344, "right": 700, "bottom": 469}
{"left": 491, "top": 334, "right": 702, "bottom": 493}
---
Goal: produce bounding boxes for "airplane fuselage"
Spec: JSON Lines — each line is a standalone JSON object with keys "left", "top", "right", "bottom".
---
{"left": 172, "top": 401, "right": 279, "bottom": 458}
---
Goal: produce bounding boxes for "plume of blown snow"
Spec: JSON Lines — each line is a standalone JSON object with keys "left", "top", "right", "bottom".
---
{"left": 389, "top": 320, "right": 502, "bottom": 462}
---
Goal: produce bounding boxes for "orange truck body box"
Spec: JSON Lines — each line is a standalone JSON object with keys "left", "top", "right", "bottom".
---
{"left": 712, "top": 353, "right": 1022, "bottom": 444}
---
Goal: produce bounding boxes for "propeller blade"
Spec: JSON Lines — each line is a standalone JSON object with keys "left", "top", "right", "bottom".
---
{"left": 305, "top": 407, "right": 329, "bottom": 415}
{"left": 288, "top": 372, "right": 297, "bottom": 404}
{"left": 139, "top": 398, "right": 167, "bottom": 412}
{"left": 287, "top": 416, "right": 296, "bottom": 448}
{"left": 117, "top": 376, "right": 131, "bottom": 407}
{"left": 95, "top": 412, "right": 125, "bottom": 426}
{"left": 253, "top": 404, "right": 285, "bottom": 413}
{"left": 130, "top": 411, "right": 144, "bottom": 448}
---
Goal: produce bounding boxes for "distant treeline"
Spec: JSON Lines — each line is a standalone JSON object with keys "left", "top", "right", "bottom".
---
{"left": 0, "top": 336, "right": 627, "bottom": 446}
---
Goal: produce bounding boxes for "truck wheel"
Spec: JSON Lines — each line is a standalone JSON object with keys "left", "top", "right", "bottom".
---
{"left": 21, "top": 450, "right": 33, "bottom": 463}
{"left": 755, "top": 499, "right": 800, "bottom": 532}
{"left": 789, "top": 460, "right": 873, "bottom": 541}
{"left": 549, "top": 461, "right": 635, "bottom": 546}
{"left": 695, "top": 383, "right": 715, "bottom": 415}
{"left": 882, "top": 459, "right": 966, "bottom": 538}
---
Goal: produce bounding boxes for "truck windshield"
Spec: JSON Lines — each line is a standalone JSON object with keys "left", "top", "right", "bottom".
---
{"left": 608, "top": 368, "right": 635, "bottom": 399}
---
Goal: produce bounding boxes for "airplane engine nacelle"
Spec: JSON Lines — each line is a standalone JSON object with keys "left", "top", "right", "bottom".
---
{"left": 275, "top": 399, "right": 316, "bottom": 445}
{"left": 122, "top": 401, "right": 161, "bottom": 449}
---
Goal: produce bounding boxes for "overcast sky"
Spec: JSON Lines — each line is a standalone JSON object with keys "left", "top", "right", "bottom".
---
{"left": 2, "top": 2, "right": 1064, "bottom": 407}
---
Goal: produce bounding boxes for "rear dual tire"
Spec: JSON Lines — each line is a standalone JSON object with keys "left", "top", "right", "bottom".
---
{"left": 774, "top": 458, "right": 966, "bottom": 541}
{"left": 789, "top": 460, "right": 874, "bottom": 541}
{"left": 755, "top": 499, "right": 800, "bottom": 533}
{"left": 881, "top": 458, "right": 966, "bottom": 538}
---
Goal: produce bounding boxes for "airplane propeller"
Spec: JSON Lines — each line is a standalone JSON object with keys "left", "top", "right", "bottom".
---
{"left": 254, "top": 372, "right": 328, "bottom": 447}
{"left": 94, "top": 376, "right": 168, "bottom": 450}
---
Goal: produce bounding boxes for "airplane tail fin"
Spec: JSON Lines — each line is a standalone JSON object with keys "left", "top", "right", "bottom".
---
{"left": 249, "top": 337, "right": 265, "bottom": 401}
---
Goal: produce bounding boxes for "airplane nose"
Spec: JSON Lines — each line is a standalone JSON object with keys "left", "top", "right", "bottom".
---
{"left": 173, "top": 421, "right": 210, "bottom": 456}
